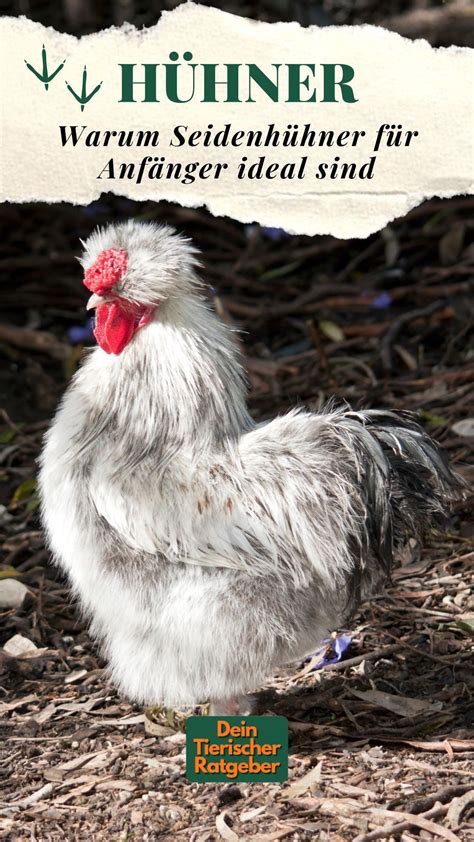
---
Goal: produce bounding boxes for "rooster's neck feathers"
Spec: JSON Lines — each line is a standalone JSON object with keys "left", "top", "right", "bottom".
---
{"left": 75, "top": 220, "right": 253, "bottom": 464}
{"left": 77, "top": 290, "right": 251, "bottom": 469}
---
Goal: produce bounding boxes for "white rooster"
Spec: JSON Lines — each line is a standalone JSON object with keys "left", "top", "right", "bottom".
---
{"left": 39, "top": 221, "right": 462, "bottom": 715}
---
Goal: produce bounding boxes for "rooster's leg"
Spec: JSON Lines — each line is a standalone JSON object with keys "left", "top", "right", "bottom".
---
{"left": 209, "top": 697, "right": 240, "bottom": 716}
{"left": 209, "top": 696, "right": 255, "bottom": 715}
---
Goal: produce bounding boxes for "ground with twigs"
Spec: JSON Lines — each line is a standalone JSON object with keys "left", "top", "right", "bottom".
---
{"left": 0, "top": 195, "right": 473, "bottom": 841}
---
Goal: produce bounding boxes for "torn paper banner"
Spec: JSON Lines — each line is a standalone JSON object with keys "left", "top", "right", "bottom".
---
{"left": 0, "top": 3, "right": 473, "bottom": 238}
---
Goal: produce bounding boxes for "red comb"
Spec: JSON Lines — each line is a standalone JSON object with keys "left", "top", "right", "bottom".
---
{"left": 84, "top": 248, "right": 128, "bottom": 295}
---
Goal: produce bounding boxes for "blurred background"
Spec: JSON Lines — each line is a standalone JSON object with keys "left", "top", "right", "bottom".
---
{"left": 0, "top": 2, "right": 473, "bottom": 840}
{"left": 0, "top": 0, "right": 473, "bottom": 425}
{"left": 1, "top": 0, "right": 473, "bottom": 45}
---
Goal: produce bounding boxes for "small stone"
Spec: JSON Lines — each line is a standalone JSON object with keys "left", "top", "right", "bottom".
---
{"left": 0, "top": 504, "right": 13, "bottom": 526}
{"left": 452, "top": 418, "right": 474, "bottom": 437}
{"left": 3, "top": 633, "right": 37, "bottom": 657}
{"left": 0, "top": 579, "right": 28, "bottom": 609}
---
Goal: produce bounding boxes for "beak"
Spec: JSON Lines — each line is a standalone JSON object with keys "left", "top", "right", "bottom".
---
{"left": 86, "top": 293, "right": 103, "bottom": 311}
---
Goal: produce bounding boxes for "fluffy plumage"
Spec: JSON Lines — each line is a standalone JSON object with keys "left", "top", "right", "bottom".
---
{"left": 39, "top": 221, "right": 463, "bottom": 710}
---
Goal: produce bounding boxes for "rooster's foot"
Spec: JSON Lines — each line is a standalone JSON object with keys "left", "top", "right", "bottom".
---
{"left": 209, "top": 695, "right": 255, "bottom": 716}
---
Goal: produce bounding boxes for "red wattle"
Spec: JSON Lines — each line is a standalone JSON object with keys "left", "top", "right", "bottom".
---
{"left": 94, "top": 300, "right": 156, "bottom": 355}
{"left": 94, "top": 301, "right": 139, "bottom": 355}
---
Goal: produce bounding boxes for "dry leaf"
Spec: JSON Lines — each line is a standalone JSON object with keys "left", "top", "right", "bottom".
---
{"left": 329, "top": 782, "right": 377, "bottom": 801}
{"left": 144, "top": 709, "right": 176, "bottom": 737}
{"left": 162, "top": 732, "right": 186, "bottom": 746}
{"left": 247, "top": 829, "right": 300, "bottom": 842}
{"left": 0, "top": 818, "right": 13, "bottom": 832}
{"left": 64, "top": 669, "right": 88, "bottom": 684}
{"left": 143, "top": 757, "right": 180, "bottom": 775}
{"left": 318, "top": 320, "right": 345, "bottom": 342}
{"left": 445, "top": 790, "right": 474, "bottom": 829}
{"left": 56, "top": 773, "right": 102, "bottom": 789}
{"left": 17, "top": 782, "right": 55, "bottom": 807}
{"left": 96, "top": 779, "right": 136, "bottom": 791}
{"left": 282, "top": 760, "right": 323, "bottom": 799}
{"left": 0, "top": 694, "right": 38, "bottom": 715}
{"left": 55, "top": 697, "right": 104, "bottom": 715}
{"left": 455, "top": 614, "right": 474, "bottom": 635}
{"left": 83, "top": 751, "right": 119, "bottom": 771}
{"left": 356, "top": 806, "right": 461, "bottom": 842}
{"left": 351, "top": 688, "right": 442, "bottom": 717}
{"left": 92, "top": 713, "right": 145, "bottom": 726}
{"left": 319, "top": 797, "right": 365, "bottom": 818}
{"left": 58, "top": 750, "right": 111, "bottom": 772}
{"left": 216, "top": 811, "right": 240, "bottom": 842}
{"left": 43, "top": 768, "right": 65, "bottom": 783}
{"left": 33, "top": 702, "right": 57, "bottom": 724}
{"left": 240, "top": 805, "right": 267, "bottom": 823}
{"left": 54, "top": 781, "right": 98, "bottom": 804}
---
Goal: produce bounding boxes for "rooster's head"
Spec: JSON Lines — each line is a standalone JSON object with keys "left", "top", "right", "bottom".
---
{"left": 81, "top": 220, "right": 199, "bottom": 355}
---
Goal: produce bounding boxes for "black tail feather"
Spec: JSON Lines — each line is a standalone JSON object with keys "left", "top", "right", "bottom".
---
{"left": 336, "top": 408, "right": 466, "bottom": 610}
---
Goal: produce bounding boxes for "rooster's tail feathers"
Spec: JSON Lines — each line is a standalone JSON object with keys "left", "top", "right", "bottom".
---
{"left": 332, "top": 408, "right": 466, "bottom": 607}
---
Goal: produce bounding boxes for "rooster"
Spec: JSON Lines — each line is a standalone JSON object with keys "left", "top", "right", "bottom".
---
{"left": 39, "top": 221, "right": 463, "bottom": 715}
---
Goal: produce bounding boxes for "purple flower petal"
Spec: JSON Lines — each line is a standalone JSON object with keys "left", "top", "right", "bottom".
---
{"left": 67, "top": 319, "right": 95, "bottom": 344}
{"left": 310, "top": 634, "right": 352, "bottom": 670}
{"left": 372, "top": 292, "right": 393, "bottom": 309}
{"left": 260, "top": 226, "right": 289, "bottom": 241}
{"left": 82, "top": 201, "right": 109, "bottom": 216}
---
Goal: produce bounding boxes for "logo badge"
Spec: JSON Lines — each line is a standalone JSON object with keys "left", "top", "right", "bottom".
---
{"left": 186, "top": 716, "right": 288, "bottom": 783}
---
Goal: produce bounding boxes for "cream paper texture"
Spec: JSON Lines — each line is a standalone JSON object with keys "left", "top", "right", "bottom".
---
{"left": 0, "top": 3, "right": 473, "bottom": 238}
